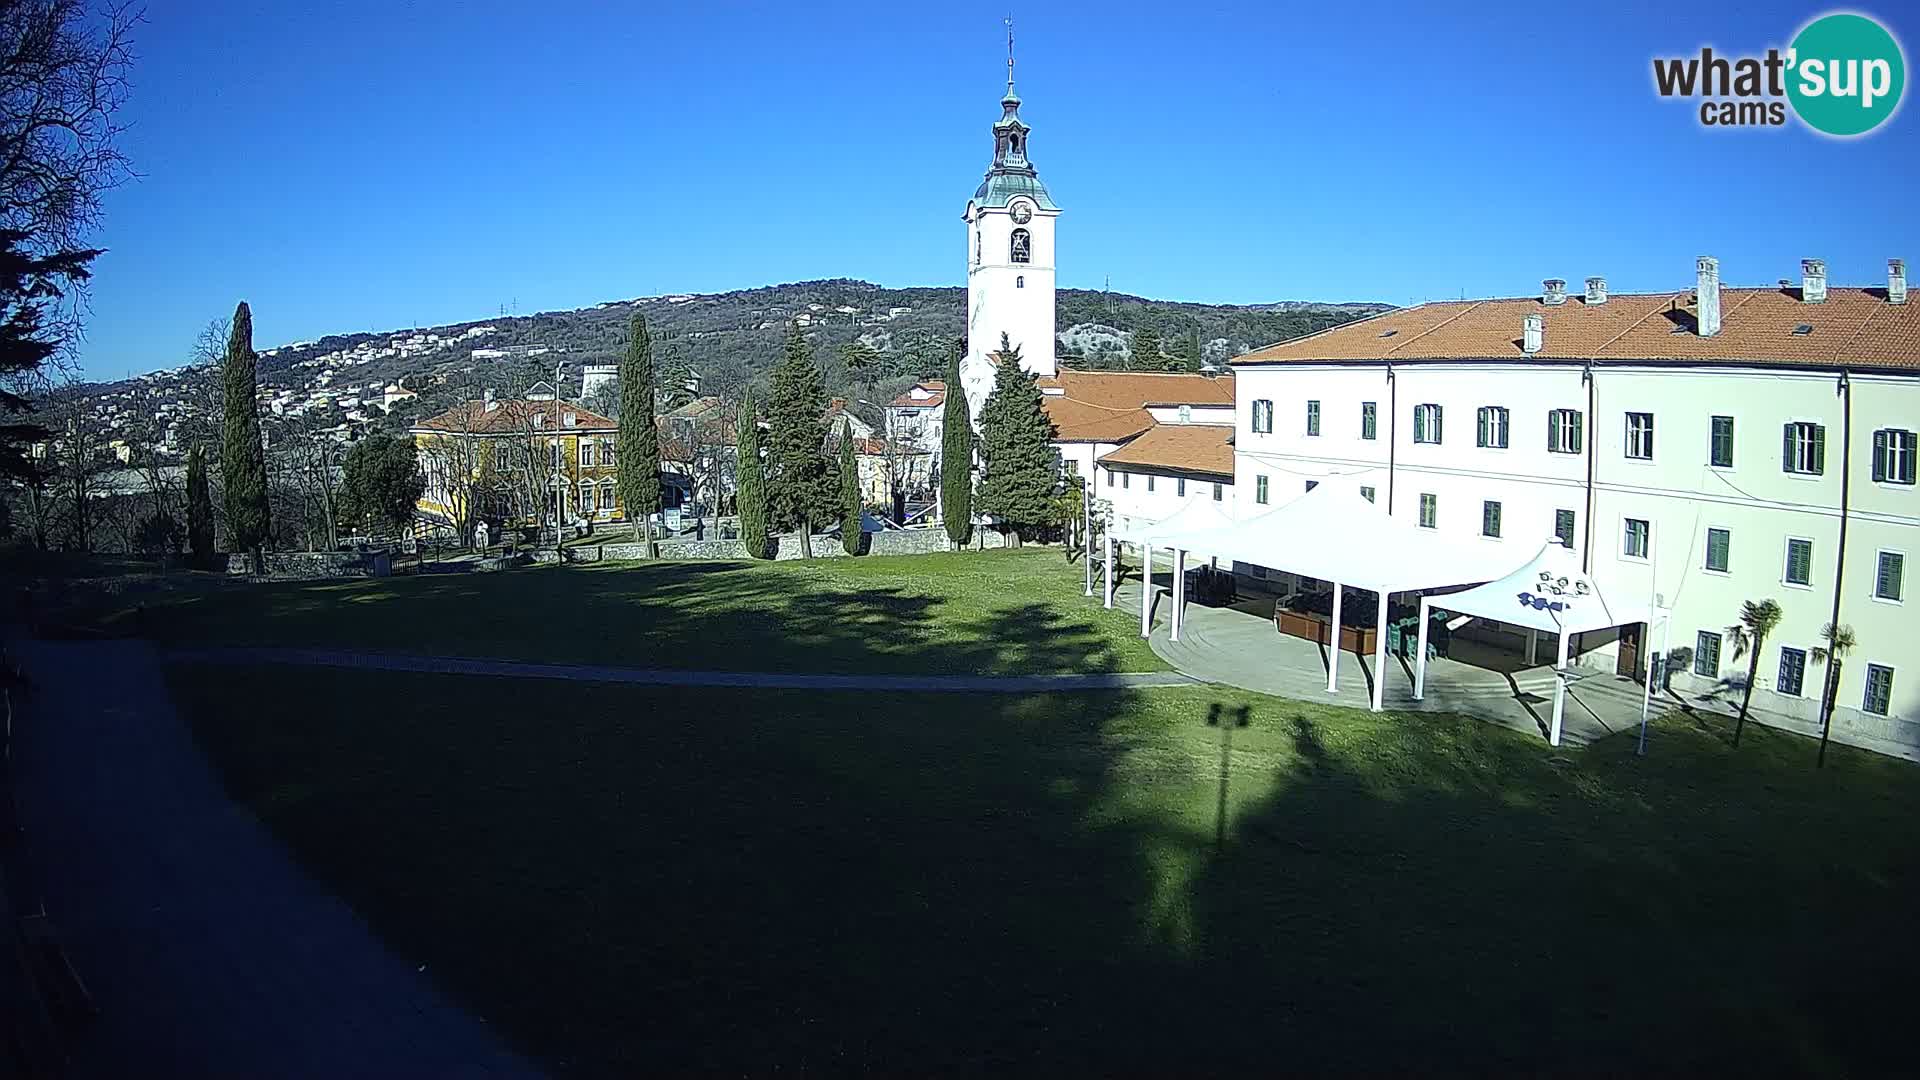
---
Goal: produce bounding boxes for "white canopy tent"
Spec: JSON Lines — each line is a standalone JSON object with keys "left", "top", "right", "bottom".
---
{"left": 1411, "top": 539, "right": 1668, "bottom": 746}
{"left": 1142, "top": 485, "right": 1534, "bottom": 709}
{"left": 1103, "top": 496, "right": 1237, "bottom": 643}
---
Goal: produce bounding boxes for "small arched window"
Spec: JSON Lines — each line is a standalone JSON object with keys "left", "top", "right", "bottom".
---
{"left": 1016, "top": 276, "right": 1024, "bottom": 289}
{"left": 1010, "top": 228, "right": 1031, "bottom": 264}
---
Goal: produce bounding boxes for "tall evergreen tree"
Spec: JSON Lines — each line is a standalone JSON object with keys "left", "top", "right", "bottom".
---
{"left": 657, "top": 328, "right": 696, "bottom": 411}
{"left": 618, "top": 313, "right": 662, "bottom": 545}
{"left": 941, "top": 340, "right": 972, "bottom": 548}
{"left": 1168, "top": 326, "right": 1204, "bottom": 371}
{"left": 975, "top": 334, "right": 1059, "bottom": 546}
{"left": 766, "top": 324, "right": 835, "bottom": 558}
{"left": 838, "top": 421, "right": 861, "bottom": 555}
{"left": 1128, "top": 325, "right": 1162, "bottom": 371}
{"left": 220, "top": 302, "right": 271, "bottom": 562}
{"left": 734, "top": 390, "right": 770, "bottom": 558}
{"left": 185, "top": 443, "right": 214, "bottom": 565}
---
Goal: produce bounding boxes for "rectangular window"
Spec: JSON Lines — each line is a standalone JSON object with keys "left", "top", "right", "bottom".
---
{"left": 1255, "top": 475, "right": 1269, "bottom": 505}
{"left": 1413, "top": 404, "right": 1443, "bottom": 444}
{"left": 1147, "top": 475, "right": 1155, "bottom": 492}
{"left": 1874, "top": 428, "right": 1917, "bottom": 484}
{"left": 1554, "top": 509, "right": 1576, "bottom": 548}
{"left": 1777, "top": 647, "right": 1807, "bottom": 697}
{"left": 1361, "top": 401, "right": 1377, "bottom": 441}
{"left": 1784, "top": 538, "right": 1813, "bottom": 586}
{"left": 1105, "top": 469, "right": 1113, "bottom": 488}
{"left": 1306, "top": 400, "right": 1321, "bottom": 436}
{"left": 1863, "top": 664, "right": 1894, "bottom": 716}
{"left": 1305, "top": 480, "right": 1319, "bottom": 493}
{"left": 1623, "top": 517, "right": 1650, "bottom": 559}
{"left": 1783, "top": 421, "right": 1825, "bottom": 475}
{"left": 1476, "top": 406, "right": 1509, "bottom": 449}
{"left": 1876, "top": 550, "right": 1905, "bottom": 601}
{"left": 1251, "top": 399, "right": 1274, "bottom": 434}
{"left": 1482, "top": 500, "right": 1501, "bottom": 538}
{"left": 580, "top": 484, "right": 597, "bottom": 513}
{"left": 1122, "top": 472, "right": 1130, "bottom": 489}
{"left": 1710, "top": 416, "right": 1735, "bottom": 468}
{"left": 1547, "top": 409, "right": 1583, "bottom": 454}
{"left": 580, "top": 442, "right": 596, "bottom": 468}
{"left": 1418, "top": 493, "right": 1437, "bottom": 529}
{"left": 1212, "top": 482, "right": 1223, "bottom": 502}
{"left": 1695, "top": 631, "right": 1722, "bottom": 678}
{"left": 1360, "top": 485, "right": 1376, "bottom": 504}
{"left": 1625, "top": 412, "right": 1655, "bottom": 461}
{"left": 1705, "top": 527, "right": 1731, "bottom": 573}
{"left": 1176, "top": 477, "right": 1186, "bottom": 496}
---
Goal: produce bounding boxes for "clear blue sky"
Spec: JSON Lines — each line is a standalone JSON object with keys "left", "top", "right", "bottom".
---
{"left": 78, "top": 0, "right": 1919, "bottom": 379}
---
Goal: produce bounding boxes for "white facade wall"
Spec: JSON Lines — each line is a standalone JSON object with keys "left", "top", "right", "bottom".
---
{"left": 1231, "top": 360, "right": 1920, "bottom": 741}
{"left": 1145, "top": 403, "right": 1234, "bottom": 426}
{"left": 1097, "top": 462, "right": 1232, "bottom": 536}
{"left": 965, "top": 199, "right": 1057, "bottom": 379}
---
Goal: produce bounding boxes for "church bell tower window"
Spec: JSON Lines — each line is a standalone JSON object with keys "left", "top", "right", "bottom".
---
{"left": 1011, "top": 228, "right": 1031, "bottom": 264}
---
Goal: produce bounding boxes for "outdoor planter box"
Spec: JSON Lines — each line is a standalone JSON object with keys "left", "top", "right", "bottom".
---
{"left": 1275, "top": 609, "right": 1377, "bottom": 654}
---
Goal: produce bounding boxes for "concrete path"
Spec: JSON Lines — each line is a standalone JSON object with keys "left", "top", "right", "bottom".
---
{"left": 1120, "top": 578, "right": 1653, "bottom": 747}
{"left": 11, "top": 640, "right": 540, "bottom": 1078}
{"left": 168, "top": 646, "right": 1202, "bottom": 692}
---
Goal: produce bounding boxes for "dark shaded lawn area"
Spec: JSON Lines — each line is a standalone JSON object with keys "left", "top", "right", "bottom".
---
{"left": 169, "top": 663, "right": 1920, "bottom": 1076}
{"left": 103, "top": 549, "right": 1161, "bottom": 676}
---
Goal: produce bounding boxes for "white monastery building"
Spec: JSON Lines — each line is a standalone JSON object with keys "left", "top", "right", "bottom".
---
{"left": 1227, "top": 258, "right": 1917, "bottom": 747}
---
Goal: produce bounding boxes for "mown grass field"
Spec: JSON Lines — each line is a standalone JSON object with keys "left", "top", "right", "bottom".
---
{"left": 169, "top": 660, "right": 1920, "bottom": 1076}
{"left": 107, "top": 548, "right": 1164, "bottom": 675}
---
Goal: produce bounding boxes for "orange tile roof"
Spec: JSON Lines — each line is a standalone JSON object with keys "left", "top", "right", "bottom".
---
{"left": 886, "top": 380, "right": 947, "bottom": 408}
{"left": 1042, "top": 399, "right": 1156, "bottom": 443}
{"left": 1097, "top": 424, "right": 1235, "bottom": 479}
{"left": 413, "top": 398, "right": 617, "bottom": 435}
{"left": 1233, "top": 287, "right": 1920, "bottom": 371}
{"left": 1037, "top": 370, "right": 1235, "bottom": 444}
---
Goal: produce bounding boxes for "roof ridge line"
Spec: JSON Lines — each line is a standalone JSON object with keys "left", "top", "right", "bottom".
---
{"left": 1386, "top": 300, "right": 1485, "bottom": 356}
{"left": 1591, "top": 291, "right": 1689, "bottom": 356}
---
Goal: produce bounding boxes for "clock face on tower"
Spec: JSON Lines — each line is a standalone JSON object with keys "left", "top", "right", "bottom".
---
{"left": 1010, "top": 201, "right": 1033, "bottom": 225}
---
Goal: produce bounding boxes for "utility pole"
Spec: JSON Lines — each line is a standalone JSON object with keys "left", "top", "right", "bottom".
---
{"left": 552, "top": 358, "right": 566, "bottom": 563}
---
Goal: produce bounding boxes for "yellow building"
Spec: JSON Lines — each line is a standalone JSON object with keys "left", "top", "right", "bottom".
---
{"left": 410, "top": 389, "right": 623, "bottom": 536}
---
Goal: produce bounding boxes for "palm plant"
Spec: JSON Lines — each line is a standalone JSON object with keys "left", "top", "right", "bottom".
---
{"left": 1726, "top": 599, "right": 1783, "bottom": 747}
{"left": 1809, "top": 622, "right": 1857, "bottom": 768}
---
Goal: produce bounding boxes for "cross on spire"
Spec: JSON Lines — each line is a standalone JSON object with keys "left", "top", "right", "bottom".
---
{"left": 1005, "top": 15, "right": 1015, "bottom": 96}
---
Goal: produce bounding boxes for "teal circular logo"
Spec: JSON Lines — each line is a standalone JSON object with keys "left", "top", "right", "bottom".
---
{"left": 1788, "top": 13, "right": 1906, "bottom": 136}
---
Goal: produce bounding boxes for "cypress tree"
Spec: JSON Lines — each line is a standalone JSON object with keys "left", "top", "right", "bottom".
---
{"left": 1129, "top": 325, "right": 1162, "bottom": 371}
{"left": 220, "top": 302, "right": 271, "bottom": 562}
{"left": 186, "top": 443, "right": 214, "bottom": 566}
{"left": 838, "top": 421, "right": 860, "bottom": 555}
{"left": 618, "top": 312, "right": 662, "bottom": 546}
{"left": 735, "top": 390, "right": 770, "bottom": 558}
{"left": 975, "top": 335, "right": 1059, "bottom": 546}
{"left": 766, "top": 324, "right": 834, "bottom": 558}
{"left": 940, "top": 341, "right": 972, "bottom": 548}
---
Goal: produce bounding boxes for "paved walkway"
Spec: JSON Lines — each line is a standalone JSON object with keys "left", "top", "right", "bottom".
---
{"left": 11, "top": 640, "right": 540, "bottom": 1078}
{"left": 1120, "top": 578, "right": 1654, "bottom": 747}
{"left": 169, "top": 646, "right": 1202, "bottom": 692}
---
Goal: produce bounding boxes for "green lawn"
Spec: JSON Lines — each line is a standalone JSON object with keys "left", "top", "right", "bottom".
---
{"left": 170, "top": 662, "right": 1920, "bottom": 1075}
{"left": 108, "top": 548, "right": 1162, "bottom": 676}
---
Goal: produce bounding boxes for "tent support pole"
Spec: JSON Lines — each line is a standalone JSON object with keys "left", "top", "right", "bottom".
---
{"left": 1326, "top": 581, "right": 1343, "bottom": 693}
{"left": 1414, "top": 597, "right": 1431, "bottom": 700}
{"left": 1140, "top": 545, "right": 1153, "bottom": 638}
{"left": 1549, "top": 629, "right": 1570, "bottom": 746}
{"left": 1526, "top": 627, "right": 1539, "bottom": 666}
{"left": 1171, "top": 548, "right": 1186, "bottom": 642}
{"left": 1371, "top": 588, "right": 1389, "bottom": 712}
{"left": 1102, "top": 531, "right": 1114, "bottom": 609}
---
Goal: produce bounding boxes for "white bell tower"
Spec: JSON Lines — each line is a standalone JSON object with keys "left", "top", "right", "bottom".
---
{"left": 959, "top": 21, "right": 1058, "bottom": 426}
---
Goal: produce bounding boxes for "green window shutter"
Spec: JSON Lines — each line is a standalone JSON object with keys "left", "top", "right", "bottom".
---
{"left": 1812, "top": 425, "right": 1826, "bottom": 474}
{"left": 1548, "top": 412, "right": 1557, "bottom": 452}
{"left": 1873, "top": 429, "right": 1889, "bottom": 482}
{"left": 1571, "top": 411, "right": 1582, "bottom": 452}
{"left": 1783, "top": 424, "right": 1795, "bottom": 472}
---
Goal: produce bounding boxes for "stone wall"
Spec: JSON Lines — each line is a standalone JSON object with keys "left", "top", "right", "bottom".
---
{"left": 225, "top": 551, "right": 389, "bottom": 580}
{"left": 527, "top": 528, "right": 1023, "bottom": 564}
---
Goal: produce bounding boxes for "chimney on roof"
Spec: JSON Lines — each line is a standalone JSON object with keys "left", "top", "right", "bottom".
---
{"left": 1889, "top": 259, "right": 1908, "bottom": 304}
{"left": 1542, "top": 278, "right": 1568, "bottom": 306}
{"left": 1696, "top": 256, "right": 1722, "bottom": 337}
{"left": 1801, "top": 258, "right": 1827, "bottom": 303}
{"left": 1585, "top": 276, "right": 1608, "bottom": 305}
{"left": 1522, "top": 312, "right": 1544, "bottom": 354}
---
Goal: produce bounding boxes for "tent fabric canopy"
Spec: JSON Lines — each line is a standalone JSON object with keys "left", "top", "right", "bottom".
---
{"left": 1423, "top": 539, "right": 1651, "bottom": 635}
{"left": 1147, "top": 483, "right": 1529, "bottom": 594}
{"left": 1108, "top": 496, "right": 1236, "bottom": 546}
